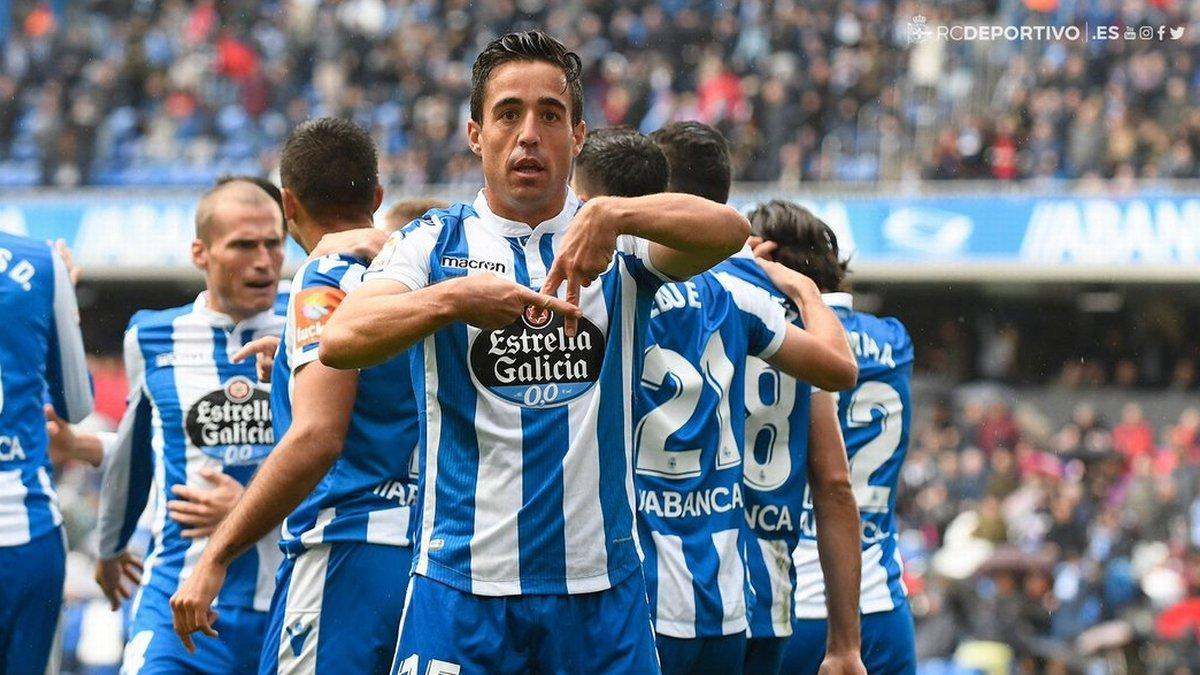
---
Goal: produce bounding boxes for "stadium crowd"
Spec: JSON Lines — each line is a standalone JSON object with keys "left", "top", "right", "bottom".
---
{"left": 2, "top": 0, "right": 1199, "bottom": 187}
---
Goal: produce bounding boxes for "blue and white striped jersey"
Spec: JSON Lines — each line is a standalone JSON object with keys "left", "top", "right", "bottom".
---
{"left": 713, "top": 250, "right": 814, "bottom": 638}
{"left": 364, "top": 188, "right": 666, "bottom": 596}
{"left": 635, "top": 271, "right": 786, "bottom": 638}
{"left": 97, "top": 293, "right": 285, "bottom": 611}
{"left": 273, "top": 253, "right": 418, "bottom": 556}
{"left": 0, "top": 233, "right": 93, "bottom": 548}
{"left": 793, "top": 293, "right": 912, "bottom": 618}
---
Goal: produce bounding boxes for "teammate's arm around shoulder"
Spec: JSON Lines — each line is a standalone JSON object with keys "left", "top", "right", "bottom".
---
{"left": 755, "top": 259, "right": 857, "bottom": 391}
{"left": 808, "top": 392, "right": 868, "bottom": 675}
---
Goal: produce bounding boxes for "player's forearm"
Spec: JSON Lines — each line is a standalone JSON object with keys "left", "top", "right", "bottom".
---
{"left": 611, "top": 194, "right": 749, "bottom": 278}
{"left": 204, "top": 427, "right": 342, "bottom": 567}
{"left": 813, "top": 476, "right": 862, "bottom": 655}
{"left": 808, "top": 392, "right": 863, "bottom": 655}
{"left": 321, "top": 281, "right": 460, "bottom": 369}
{"left": 785, "top": 285, "right": 857, "bottom": 391}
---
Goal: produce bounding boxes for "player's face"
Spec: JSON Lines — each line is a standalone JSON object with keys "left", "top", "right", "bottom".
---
{"left": 195, "top": 203, "right": 284, "bottom": 320}
{"left": 469, "top": 60, "right": 586, "bottom": 223}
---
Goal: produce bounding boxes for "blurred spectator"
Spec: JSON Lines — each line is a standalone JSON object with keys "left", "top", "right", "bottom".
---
{"left": 4, "top": 0, "right": 1196, "bottom": 187}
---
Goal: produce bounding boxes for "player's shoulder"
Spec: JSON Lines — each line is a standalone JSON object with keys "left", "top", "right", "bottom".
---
{"left": 294, "top": 253, "right": 366, "bottom": 291}
{"left": 399, "top": 202, "right": 474, "bottom": 240}
{"left": 0, "top": 231, "right": 51, "bottom": 259}
{"left": 852, "top": 310, "right": 914, "bottom": 363}
{"left": 126, "top": 304, "right": 195, "bottom": 334}
{"left": 712, "top": 251, "right": 780, "bottom": 298}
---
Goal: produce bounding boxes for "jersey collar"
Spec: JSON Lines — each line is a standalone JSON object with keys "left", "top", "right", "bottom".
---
{"left": 472, "top": 186, "right": 581, "bottom": 238}
{"left": 822, "top": 292, "right": 853, "bottom": 310}
{"left": 192, "top": 291, "right": 278, "bottom": 330}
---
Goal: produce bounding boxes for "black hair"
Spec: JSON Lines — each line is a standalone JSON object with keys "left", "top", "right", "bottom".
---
{"left": 470, "top": 30, "right": 584, "bottom": 126}
{"left": 575, "top": 127, "right": 668, "bottom": 198}
{"left": 649, "top": 121, "right": 731, "bottom": 204}
{"left": 216, "top": 174, "right": 283, "bottom": 221}
{"left": 748, "top": 200, "right": 849, "bottom": 292}
{"left": 279, "top": 117, "right": 379, "bottom": 220}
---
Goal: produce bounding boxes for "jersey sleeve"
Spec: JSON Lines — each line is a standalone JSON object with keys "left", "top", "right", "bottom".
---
{"left": 615, "top": 235, "right": 671, "bottom": 291}
{"left": 288, "top": 256, "right": 361, "bottom": 371}
{"left": 96, "top": 323, "right": 155, "bottom": 559}
{"left": 363, "top": 218, "right": 440, "bottom": 291}
{"left": 45, "top": 249, "right": 94, "bottom": 423}
{"left": 715, "top": 272, "right": 788, "bottom": 359}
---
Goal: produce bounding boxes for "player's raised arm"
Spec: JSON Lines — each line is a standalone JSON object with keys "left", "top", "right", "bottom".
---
{"left": 807, "top": 391, "right": 868, "bottom": 675}
{"left": 755, "top": 258, "right": 857, "bottom": 391}
{"left": 543, "top": 192, "right": 748, "bottom": 295}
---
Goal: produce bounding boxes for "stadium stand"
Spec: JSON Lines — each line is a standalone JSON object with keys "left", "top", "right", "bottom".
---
{"left": 2, "top": 0, "right": 1199, "bottom": 187}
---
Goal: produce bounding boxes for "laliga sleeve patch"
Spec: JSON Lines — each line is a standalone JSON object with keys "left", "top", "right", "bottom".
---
{"left": 469, "top": 306, "right": 606, "bottom": 408}
{"left": 292, "top": 287, "right": 346, "bottom": 350}
{"left": 368, "top": 235, "right": 400, "bottom": 272}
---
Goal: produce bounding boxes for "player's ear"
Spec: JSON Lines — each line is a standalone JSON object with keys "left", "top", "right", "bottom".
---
{"left": 190, "top": 239, "right": 207, "bottom": 272}
{"left": 282, "top": 188, "right": 300, "bottom": 225}
{"left": 571, "top": 119, "right": 586, "bottom": 157}
{"left": 372, "top": 185, "right": 384, "bottom": 212}
{"left": 467, "top": 119, "right": 483, "bottom": 157}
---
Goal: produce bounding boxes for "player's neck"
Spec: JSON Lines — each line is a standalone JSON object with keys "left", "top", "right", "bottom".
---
{"left": 204, "top": 292, "right": 257, "bottom": 325}
{"left": 483, "top": 187, "right": 567, "bottom": 230}
{"left": 300, "top": 217, "right": 374, "bottom": 253}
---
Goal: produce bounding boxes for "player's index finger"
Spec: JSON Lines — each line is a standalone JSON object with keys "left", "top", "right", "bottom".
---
{"left": 540, "top": 265, "right": 565, "bottom": 296}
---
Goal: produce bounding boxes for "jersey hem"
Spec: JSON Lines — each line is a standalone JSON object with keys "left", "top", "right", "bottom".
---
{"left": 415, "top": 556, "right": 640, "bottom": 596}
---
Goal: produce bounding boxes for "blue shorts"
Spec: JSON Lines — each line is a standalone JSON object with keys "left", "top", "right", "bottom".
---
{"left": 656, "top": 633, "right": 745, "bottom": 675}
{"left": 0, "top": 530, "right": 65, "bottom": 675}
{"left": 743, "top": 636, "right": 787, "bottom": 675}
{"left": 260, "top": 542, "right": 411, "bottom": 675}
{"left": 392, "top": 571, "right": 659, "bottom": 674}
{"left": 122, "top": 586, "right": 268, "bottom": 674}
{"left": 782, "top": 603, "right": 916, "bottom": 675}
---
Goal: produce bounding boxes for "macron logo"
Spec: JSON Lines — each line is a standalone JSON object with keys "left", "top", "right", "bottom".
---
{"left": 286, "top": 620, "right": 314, "bottom": 658}
{"left": 441, "top": 255, "right": 508, "bottom": 274}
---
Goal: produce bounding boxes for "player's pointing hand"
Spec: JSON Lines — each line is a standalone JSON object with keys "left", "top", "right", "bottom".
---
{"left": 542, "top": 196, "right": 622, "bottom": 336}
{"left": 451, "top": 273, "right": 579, "bottom": 330}
{"left": 170, "top": 559, "right": 225, "bottom": 654}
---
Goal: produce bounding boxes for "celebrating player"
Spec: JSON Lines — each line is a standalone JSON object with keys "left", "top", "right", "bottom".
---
{"left": 0, "top": 233, "right": 93, "bottom": 674}
{"left": 749, "top": 201, "right": 917, "bottom": 675}
{"left": 651, "top": 122, "right": 868, "bottom": 675}
{"left": 94, "top": 179, "right": 286, "bottom": 673}
{"left": 170, "top": 117, "right": 420, "bottom": 675}
{"left": 572, "top": 126, "right": 858, "bottom": 674}
{"left": 319, "top": 31, "right": 749, "bottom": 673}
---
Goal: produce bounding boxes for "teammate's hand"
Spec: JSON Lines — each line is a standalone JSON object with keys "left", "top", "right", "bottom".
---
{"left": 747, "top": 235, "right": 778, "bottom": 261}
{"left": 541, "top": 196, "right": 622, "bottom": 336}
{"left": 167, "top": 468, "right": 245, "bottom": 539}
{"left": 311, "top": 228, "right": 389, "bottom": 261}
{"left": 169, "top": 558, "right": 224, "bottom": 654}
{"left": 817, "top": 651, "right": 868, "bottom": 675}
{"left": 94, "top": 551, "right": 143, "bottom": 611}
{"left": 45, "top": 404, "right": 79, "bottom": 466}
{"left": 754, "top": 257, "right": 821, "bottom": 304}
{"left": 232, "top": 335, "right": 281, "bottom": 384}
{"left": 52, "top": 238, "right": 82, "bottom": 285}
{"left": 452, "top": 273, "right": 579, "bottom": 331}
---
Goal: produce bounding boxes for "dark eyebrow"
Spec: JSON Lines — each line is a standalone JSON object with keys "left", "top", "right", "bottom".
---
{"left": 492, "top": 96, "right": 568, "bottom": 113}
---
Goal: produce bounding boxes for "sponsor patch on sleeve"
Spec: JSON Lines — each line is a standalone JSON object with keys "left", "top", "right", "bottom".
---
{"left": 292, "top": 287, "right": 346, "bottom": 350}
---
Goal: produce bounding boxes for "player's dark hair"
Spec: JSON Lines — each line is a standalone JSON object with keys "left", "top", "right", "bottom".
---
{"left": 748, "top": 200, "right": 849, "bottom": 293}
{"left": 279, "top": 117, "right": 379, "bottom": 221}
{"left": 649, "top": 121, "right": 731, "bottom": 204}
{"left": 575, "top": 127, "right": 668, "bottom": 198}
{"left": 471, "top": 31, "right": 584, "bottom": 126}
{"left": 217, "top": 175, "right": 283, "bottom": 220}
